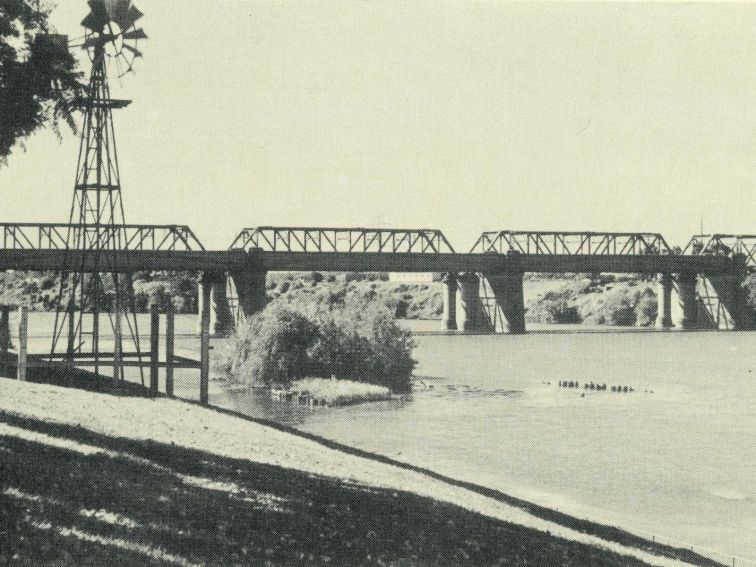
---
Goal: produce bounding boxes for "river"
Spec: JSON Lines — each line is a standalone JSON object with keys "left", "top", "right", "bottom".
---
{"left": 12, "top": 313, "right": 756, "bottom": 563}
{"left": 214, "top": 321, "right": 756, "bottom": 564}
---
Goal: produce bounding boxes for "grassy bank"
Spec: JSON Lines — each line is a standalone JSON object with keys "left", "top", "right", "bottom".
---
{"left": 0, "top": 380, "right": 725, "bottom": 567}
{"left": 0, "top": 412, "right": 653, "bottom": 567}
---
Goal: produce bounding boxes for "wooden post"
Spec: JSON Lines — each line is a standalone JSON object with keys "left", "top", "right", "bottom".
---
{"left": 0, "top": 305, "right": 11, "bottom": 355}
{"left": 166, "top": 301, "right": 175, "bottom": 397}
{"left": 150, "top": 304, "right": 159, "bottom": 395}
{"left": 114, "top": 276, "right": 123, "bottom": 382}
{"left": 17, "top": 306, "right": 27, "bottom": 382}
{"left": 200, "top": 273, "right": 211, "bottom": 405}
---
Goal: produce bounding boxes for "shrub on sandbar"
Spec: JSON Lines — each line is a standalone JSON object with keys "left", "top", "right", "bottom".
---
{"left": 220, "top": 300, "right": 415, "bottom": 393}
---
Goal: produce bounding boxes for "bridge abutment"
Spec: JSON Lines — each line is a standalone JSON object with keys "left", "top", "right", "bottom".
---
{"left": 442, "top": 273, "right": 458, "bottom": 331}
{"left": 655, "top": 273, "right": 673, "bottom": 329}
{"left": 675, "top": 271, "right": 698, "bottom": 329}
{"left": 231, "top": 268, "right": 268, "bottom": 321}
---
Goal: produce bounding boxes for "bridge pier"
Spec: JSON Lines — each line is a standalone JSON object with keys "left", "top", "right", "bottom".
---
{"left": 655, "top": 273, "right": 673, "bottom": 329}
{"left": 484, "top": 269, "right": 526, "bottom": 334}
{"left": 198, "top": 272, "right": 235, "bottom": 336}
{"left": 701, "top": 254, "right": 750, "bottom": 330}
{"left": 457, "top": 272, "right": 488, "bottom": 332}
{"left": 442, "top": 273, "right": 458, "bottom": 331}
{"left": 675, "top": 271, "right": 698, "bottom": 329}
{"left": 231, "top": 268, "right": 268, "bottom": 322}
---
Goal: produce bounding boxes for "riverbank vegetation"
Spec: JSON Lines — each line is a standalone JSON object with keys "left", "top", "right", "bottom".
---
{"left": 0, "top": 270, "right": 198, "bottom": 313}
{"left": 219, "top": 300, "right": 415, "bottom": 393}
{"left": 525, "top": 275, "right": 659, "bottom": 326}
{"left": 2, "top": 270, "right": 754, "bottom": 328}
{"left": 266, "top": 272, "right": 442, "bottom": 320}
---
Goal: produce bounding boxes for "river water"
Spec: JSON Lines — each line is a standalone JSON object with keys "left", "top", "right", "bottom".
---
{"left": 12, "top": 314, "right": 756, "bottom": 562}
{"left": 214, "top": 321, "right": 756, "bottom": 563}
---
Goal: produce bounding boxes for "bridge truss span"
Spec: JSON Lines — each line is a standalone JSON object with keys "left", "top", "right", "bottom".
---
{"left": 0, "top": 223, "right": 205, "bottom": 251}
{"left": 683, "top": 234, "right": 756, "bottom": 267}
{"left": 230, "top": 226, "right": 456, "bottom": 253}
{"left": 471, "top": 231, "right": 672, "bottom": 256}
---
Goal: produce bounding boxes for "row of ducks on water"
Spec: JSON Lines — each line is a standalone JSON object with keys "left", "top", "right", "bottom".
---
{"left": 558, "top": 381, "right": 635, "bottom": 393}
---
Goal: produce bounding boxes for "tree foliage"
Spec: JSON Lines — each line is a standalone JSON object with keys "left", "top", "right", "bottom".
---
{"left": 0, "top": 0, "right": 84, "bottom": 166}
{"left": 220, "top": 301, "right": 416, "bottom": 393}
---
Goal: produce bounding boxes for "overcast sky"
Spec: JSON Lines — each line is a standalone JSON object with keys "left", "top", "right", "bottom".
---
{"left": 1, "top": 1, "right": 755, "bottom": 250}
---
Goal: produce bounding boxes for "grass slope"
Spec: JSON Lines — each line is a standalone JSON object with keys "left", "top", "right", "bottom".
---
{"left": 0, "top": 411, "right": 711, "bottom": 567}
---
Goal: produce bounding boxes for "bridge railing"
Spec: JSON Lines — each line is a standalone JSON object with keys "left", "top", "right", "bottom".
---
{"left": 471, "top": 231, "right": 672, "bottom": 256}
{"left": 683, "top": 234, "right": 756, "bottom": 267}
{"left": 230, "top": 227, "right": 456, "bottom": 253}
{"left": 0, "top": 223, "right": 205, "bottom": 251}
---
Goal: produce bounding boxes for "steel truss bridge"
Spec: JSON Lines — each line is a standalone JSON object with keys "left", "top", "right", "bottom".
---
{"left": 0, "top": 224, "right": 749, "bottom": 274}
{"left": 230, "top": 227, "right": 455, "bottom": 254}
{"left": 471, "top": 231, "right": 672, "bottom": 256}
{"left": 0, "top": 223, "right": 204, "bottom": 251}
{"left": 683, "top": 234, "right": 756, "bottom": 266}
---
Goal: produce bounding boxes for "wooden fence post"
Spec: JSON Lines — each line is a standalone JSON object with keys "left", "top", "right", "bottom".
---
{"left": 17, "top": 306, "right": 27, "bottom": 382}
{"left": 150, "top": 304, "right": 159, "bottom": 395}
{"left": 166, "top": 301, "right": 174, "bottom": 397}
{"left": 0, "top": 305, "right": 11, "bottom": 355}
{"left": 114, "top": 276, "right": 123, "bottom": 382}
{"left": 200, "top": 273, "right": 211, "bottom": 405}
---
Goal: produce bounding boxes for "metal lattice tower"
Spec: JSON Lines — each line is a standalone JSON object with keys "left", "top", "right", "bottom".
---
{"left": 49, "top": 0, "right": 147, "bottom": 379}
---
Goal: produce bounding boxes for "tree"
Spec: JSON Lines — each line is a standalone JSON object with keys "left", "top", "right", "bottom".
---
{"left": 1, "top": 0, "right": 84, "bottom": 166}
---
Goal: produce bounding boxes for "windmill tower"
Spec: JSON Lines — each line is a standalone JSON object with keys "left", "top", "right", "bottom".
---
{"left": 49, "top": 0, "right": 147, "bottom": 379}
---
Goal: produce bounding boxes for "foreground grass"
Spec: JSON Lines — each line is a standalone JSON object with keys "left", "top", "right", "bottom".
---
{"left": 0, "top": 411, "right": 684, "bottom": 567}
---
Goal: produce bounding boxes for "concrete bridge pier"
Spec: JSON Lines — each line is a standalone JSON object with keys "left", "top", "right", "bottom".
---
{"left": 675, "top": 271, "right": 698, "bottom": 329}
{"left": 655, "top": 273, "right": 673, "bottom": 329}
{"left": 198, "top": 272, "right": 235, "bottom": 336}
{"left": 484, "top": 269, "right": 526, "bottom": 334}
{"left": 704, "top": 254, "right": 750, "bottom": 330}
{"left": 457, "top": 272, "right": 488, "bottom": 332}
{"left": 230, "top": 268, "right": 268, "bottom": 322}
{"left": 442, "top": 273, "right": 458, "bottom": 331}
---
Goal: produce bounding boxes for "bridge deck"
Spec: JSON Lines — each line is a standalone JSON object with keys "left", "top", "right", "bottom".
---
{"left": 0, "top": 249, "right": 733, "bottom": 274}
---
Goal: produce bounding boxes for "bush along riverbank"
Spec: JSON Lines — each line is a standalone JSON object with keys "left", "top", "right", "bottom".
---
{"left": 526, "top": 275, "right": 659, "bottom": 326}
{"left": 218, "top": 300, "right": 416, "bottom": 405}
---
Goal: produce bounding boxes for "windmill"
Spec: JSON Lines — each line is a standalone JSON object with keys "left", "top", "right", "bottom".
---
{"left": 48, "top": 0, "right": 147, "bottom": 380}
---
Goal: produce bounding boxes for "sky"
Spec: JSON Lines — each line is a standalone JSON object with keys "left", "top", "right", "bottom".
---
{"left": 1, "top": 1, "right": 755, "bottom": 250}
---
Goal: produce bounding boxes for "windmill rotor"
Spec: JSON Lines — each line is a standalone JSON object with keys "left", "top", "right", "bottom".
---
{"left": 81, "top": 0, "right": 146, "bottom": 77}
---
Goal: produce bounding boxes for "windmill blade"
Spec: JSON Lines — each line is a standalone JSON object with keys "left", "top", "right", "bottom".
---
{"left": 114, "top": 5, "right": 144, "bottom": 32}
{"left": 122, "top": 43, "right": 143, "bottom": 58}
{"left": 122, "top": 28, "right": 147, "bottom": 41}
{"left": 103, "top": 0, "right": 130, "bottom": 20}
{"left": 81, "top": 0, "right": 109, "bottom": 31}
{"left": 88, "top": 0, "right": 109, "bottom": 22}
